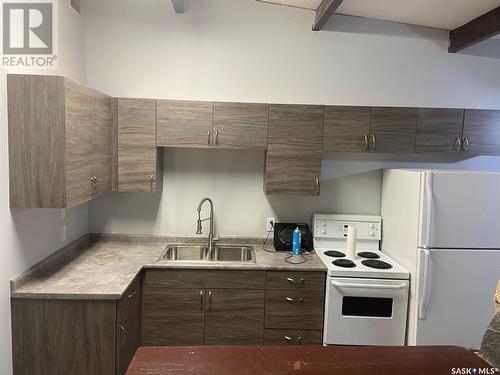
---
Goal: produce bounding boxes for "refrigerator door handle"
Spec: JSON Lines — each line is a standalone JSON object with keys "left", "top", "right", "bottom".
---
{"left": 418, "top": 248, "right": 431, "bottom": 319}
{"left": 420, "top": 172, "right": 433, "bottom": 248}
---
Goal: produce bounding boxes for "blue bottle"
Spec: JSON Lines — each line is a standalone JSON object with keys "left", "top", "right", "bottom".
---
{"left": 292, "top": 227, "right": 301, "bottom": 255}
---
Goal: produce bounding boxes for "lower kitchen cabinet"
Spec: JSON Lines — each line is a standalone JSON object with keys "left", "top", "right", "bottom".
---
{"left": 204, "top": 289, "right": 265, "bottom": 345}
{"left": 116, "top": 277, "right": 142, "bottom": 375}
{"left": 11, "top": 299, "right": 116, "bottom": 375}
{"left": 142, "top": 288, "right": 205, "bottom": 346}
{"left": 11, "top": 276, "right": 141, "bottom": 375}
{"left": 141, "top": 270, "right": 266, "bottom": 346}
{"left": 264, "top": 271, "right": 325, "bottom": 345}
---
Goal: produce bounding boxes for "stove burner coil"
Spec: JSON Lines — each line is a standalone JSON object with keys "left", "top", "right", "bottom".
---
{"left": 324, "top": 250, "right": 346, "bottom": 258}
{"left": 361, "top": 259, "right": 393, "bottom": 269}
{"left": 357, "top": 251, "right": 380, "bottom": 259}
{"left": 333, "top": 259, "right": 356, "bottom": 268}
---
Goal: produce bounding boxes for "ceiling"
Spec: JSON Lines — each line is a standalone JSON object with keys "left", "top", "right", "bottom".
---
{"left": 258, "top": 0, "right": 500, "bottom": 30}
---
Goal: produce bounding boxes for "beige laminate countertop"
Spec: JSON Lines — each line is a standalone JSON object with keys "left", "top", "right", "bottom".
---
{"left": 11, "top": 235, "right": 327, "bottom": 300}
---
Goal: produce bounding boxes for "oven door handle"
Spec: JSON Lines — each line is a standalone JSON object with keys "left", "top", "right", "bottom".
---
{"left": 331, "top": 280, "right": 408, "bottom": 290}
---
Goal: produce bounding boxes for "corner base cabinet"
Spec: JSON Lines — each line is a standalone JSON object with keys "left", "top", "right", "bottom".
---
{"left": 11, "top": 276, "right": 141, "bottom": 375}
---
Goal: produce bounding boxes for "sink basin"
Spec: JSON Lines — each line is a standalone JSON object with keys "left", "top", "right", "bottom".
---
{"left": 161, "top": 245, "right": 209, "bottom": 261}
{"left": 210, "top": 246, "right": 254, "bottom": 262}
{"left": 159, "top": 244, "right": 255, "bottom": 263}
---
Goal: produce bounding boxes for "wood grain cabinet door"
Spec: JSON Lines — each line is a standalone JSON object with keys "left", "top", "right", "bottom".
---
{"left": 462, "top": 109, "right": 500, "bottom": 155}
{"left": 416, "top": 108, "right": 464, "bottom": 154}
{"left": 116, "top": 277, "right": 141, "bottom": 375}
{"left": 142, "top": 287, "right": 205, "bottom": 346}
{"left": 265, "top": 104, "right": 324, "bottom": 196}
{"left": 204, "top": 289, "right": 265, "bottom": 345}
{"left": 116, "top": 98, "right": 158, "bottom": 192}
{"left": 91, "top": 91, "right": 113, "bottom": 197}
{"left": 369, "top": 107, "right": 418, "bottom": 154}
{"left": 157, "top": 100, "right": 213, "bottom": 148}
{"left": 64, "top": 79, "right": 94, "bottom": 207}
{"left": 213, "top": 102, "right": 268, "bottom": 149}
{"left": 323, "top": 106, "right": 371, "bottom": 152}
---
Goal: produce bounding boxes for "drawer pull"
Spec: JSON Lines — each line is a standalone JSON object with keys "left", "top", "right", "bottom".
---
{"left": 286, "top": 277, "right": 304, "bottom": 285}
{"left": 284, "top": 335, "right": 303, "bottom": 343}
{"left": 285, "top": 297, "right": 304, "bottom": 304}
{"left": 128, "top": 290, "right": 137, "bottom": 299}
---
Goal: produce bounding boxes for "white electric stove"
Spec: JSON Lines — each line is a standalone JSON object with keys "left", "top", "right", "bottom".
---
{"left": 313, "top": 214, "right": 410, "bottom": 346}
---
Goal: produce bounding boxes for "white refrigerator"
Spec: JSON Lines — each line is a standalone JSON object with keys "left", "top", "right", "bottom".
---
{"left": 381, "top": 169, "right": 500, "bottom": 349}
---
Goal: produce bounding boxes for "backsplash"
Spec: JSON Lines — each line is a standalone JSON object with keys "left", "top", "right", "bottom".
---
{"left": 88, "top": 148, "right": 500, "bottom": 236}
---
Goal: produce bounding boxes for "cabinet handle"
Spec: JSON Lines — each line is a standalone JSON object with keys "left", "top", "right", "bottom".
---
{"left": 200, "top": 290, "right": 204, "bottom": 311}
{"left": 363, "top": 133, "right": 369, "bottom": 151}
{"left": 208, "top": 290, "right": 212, "bottom": 310}
{"left": 370, "top": 133, "right": 376, "bottom": 152}
{"left": 149, "top": 175, "right": 154, "bottom": 191}
{"left": 284, "top": 335, "right": 303, "bottom": 343}
{"left": 207, "top": 130, "right": 211, "bottom": 146}
{"left": 215, "top": 130, "right": 219, "bottom": 147}
{"left": 285, "top": 297, "right": 304, "bottom": 304}
{"left": 286, "top": 277, "right": 304, "bottom": 285}
{"left": 453, "top": 137, "right": 462, "bottom": 154}
{"left": 462, "top": 136, "right": 470, "bottom": 153}
{"left": 128, "top": 290, "right": 137, "bottom": 299}
{"left": 90, "top": 176, "right": 98, "bottom": 196}
{"left": 119, "top": 324, "right": 127, "bottom": 348}
{"left": 315, "top": 178, "right": 320, "bottom": 195}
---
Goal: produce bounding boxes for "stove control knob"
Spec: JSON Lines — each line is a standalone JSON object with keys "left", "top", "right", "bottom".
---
{"left": 322, "top": 221, "right": 326, "bottom": 226}
{"left": 369, "top": 223, "right": 375, "bottom": 229}
{"left": 369, "top": 230, "right": 375, "bottom": 236}
{"left": 321, "top": 229, "right": 327, "bottom": 235}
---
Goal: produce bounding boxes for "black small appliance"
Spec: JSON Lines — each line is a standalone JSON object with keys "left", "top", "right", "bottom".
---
{"left": 273, "top": 223, "right": 313, "bottom": 252}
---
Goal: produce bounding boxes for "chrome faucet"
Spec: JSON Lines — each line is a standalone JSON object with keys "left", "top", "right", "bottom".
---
{"left": 196, "top": 197, "right": 218, "bottom": 253}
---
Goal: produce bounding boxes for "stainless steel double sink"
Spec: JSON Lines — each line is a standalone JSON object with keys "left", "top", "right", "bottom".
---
{"left": 158, "top": 244, "right": 256, "bottom": 263}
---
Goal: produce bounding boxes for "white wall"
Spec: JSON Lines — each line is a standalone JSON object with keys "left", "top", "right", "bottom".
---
{"left": 86, "top": 0, "right": 500, "bottom": 237}
{"left": 0, "top": 2, "right": 88, "bottom": 374}
{"left": 86, "top": 0, "right": 500, "bottom": 108}
{"left": 89, "top": 150, "right": 500, "bottom": 236}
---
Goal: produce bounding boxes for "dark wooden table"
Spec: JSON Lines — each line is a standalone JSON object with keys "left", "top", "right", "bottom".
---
{"left": 126, "top": 346, "right": 492, "bottom": 375}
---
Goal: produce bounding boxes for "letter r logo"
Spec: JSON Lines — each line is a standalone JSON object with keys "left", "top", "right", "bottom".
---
{"left": 3, "top": 2, "right": 53, "bottom": 54}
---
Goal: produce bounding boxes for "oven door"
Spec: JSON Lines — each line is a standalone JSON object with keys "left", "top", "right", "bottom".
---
{"left": 324, "top": 277, "right": 409, "bottom": 346}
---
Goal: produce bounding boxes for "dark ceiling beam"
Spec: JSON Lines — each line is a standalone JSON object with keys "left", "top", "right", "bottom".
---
{"left": 312, "top": 0, "right": 344, "bottom": 31}
{"left": 171, "top": 0, "right": 184, "bottom": 13}
{"left": 449, "top": 6, "right": 500, "bottom": 53}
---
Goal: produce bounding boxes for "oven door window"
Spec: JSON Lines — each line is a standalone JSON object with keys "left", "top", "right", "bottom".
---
{"left": 342, "top": 296, "right": 393, "bottom": 318}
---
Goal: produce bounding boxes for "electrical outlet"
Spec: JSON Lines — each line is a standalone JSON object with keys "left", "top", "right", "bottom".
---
{"left": 266, "top": 217, "right": 276, "bottom": 232}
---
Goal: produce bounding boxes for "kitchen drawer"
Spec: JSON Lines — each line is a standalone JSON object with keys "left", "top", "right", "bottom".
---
{"left": 117, "top": 275, "right": 141, "bottom": 325}
{"left": 264, "top": 329, "right": 323, "bottom": 345}
{"left": 266, "top": 271, "right": 325, "bottom": 292}
{"left": 144, "top": 269, "right": 265, "bottom": 290}
{"left": 265, "top": 290, "right": 324, "bottom": 330}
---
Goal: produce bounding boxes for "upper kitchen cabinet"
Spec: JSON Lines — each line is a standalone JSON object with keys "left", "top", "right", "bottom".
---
{"left": 415, "top": 108, "right": 465, "bottom": 154}
{"left": 462, "top": 109, "right": 500, "bottom": 155}
{"left": 8, "top": 74, "right": 113, "bottom": 208}
{"left": 323, "top": 106, "right": 371, "bottom": 152}
{"left": 115, "top": 98, "right": 162, "bottom": 192}
{"left": 264, "top": 104, "right": 324, "bottom": 196}
{"left": 369, "top": 107, "right": 418, "bottom": 153}
{"left": 212, "top": 102, "right": 268, "bottom": 149}
{"left": 157, "top": 100, "right": 213, "bottom": 148}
